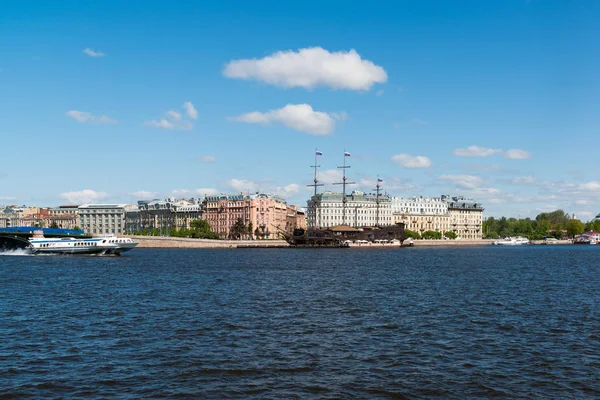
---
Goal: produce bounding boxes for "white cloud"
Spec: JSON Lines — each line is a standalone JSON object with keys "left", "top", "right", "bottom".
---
{"left": 184, "top": 101, "right": 198, "bottom": 119}
{"left": 512, "top": 176, "right": 535, "bottom": 184}
{"left": 317, "top": 169, "right": 343, "bottom": 184}
{"left": 0, "top": 196, "right": 16, "bottom": 201}
{"left": 144, "top": 119, "right": 176, "bottom": 129}
{"left": 131, "top": 190, "right": 158, "bottom": 199}
{"left": 66, "top": 110, "right": 116, "bottom": 124}
{"left": 227, "top": 179, "right": 260, "bottom": 193}
{"left": 452, "top": 145, "right": 532, "bottom": 160}
{"left": 580, "top": 181, "right": 600, "bottom": 192}
{"left": 171, "top": 188, "right": 220, "bottom": 197}
{"left": 393, "top": 122, "right": 400, "bottom": 129}
{"left": 223, "top": 47, "right": 387, "bottom": 90}
{"left": 144, "top": 102, "right": 196, "bottom": 130}
{"left": 330, "top": 111, "right": 349, "bottom": 121}
{"left": 504, "top": 149, "right": 532, "bottom": 159}
{"left": 281, "top": 184, "right": 300, "bottom": 195}
{"left": 376, "top": 89, "right": 384, "bottom": 96}
{"left": 199, "top": 155, "right": 215, "bottom": 163}
{"left": 575, "top": 199, "right": 592, "bottom": 205}
{"left": 453, "top": 146, "right": 502, "bottom": 157}
{"left": 83, "top": 48, "right": 105, "bottom": 57}
{"left": 576, "top": 211, "right": 594, "bottom": 219}
{"left": 60, "top": 189, "right": 108, "bottom": 204}
{"left": 167, "top": 111, "right": 182, "bottom": 121}
{"left": 229, "top": 104, "right": 338, "bottom": 135}
{"left": 438, "top": 174, "right": 485, "bottom": 189}
{"left": 195, "top": 188, "right": 220, "bottom": 197}
{"left": 391, "top": 154, "right": 431, "bottom": 168}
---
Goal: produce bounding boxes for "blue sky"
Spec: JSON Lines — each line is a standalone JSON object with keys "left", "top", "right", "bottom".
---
{"left": 1, "top": 0, "right": 599, "bottom": 219}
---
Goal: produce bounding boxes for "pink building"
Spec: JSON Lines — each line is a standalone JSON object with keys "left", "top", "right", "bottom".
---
{"left": 203, "top": 193, "right": 291, "bottom": 239}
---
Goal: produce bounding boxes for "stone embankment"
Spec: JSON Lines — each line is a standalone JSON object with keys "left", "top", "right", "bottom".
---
{"left": 130, "top": 236, "right": 289, "bottom": 249}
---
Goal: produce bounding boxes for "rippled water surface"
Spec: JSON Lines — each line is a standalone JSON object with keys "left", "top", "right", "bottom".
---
{"left": 1, "top": 246, "right": 599, "bottom": 399}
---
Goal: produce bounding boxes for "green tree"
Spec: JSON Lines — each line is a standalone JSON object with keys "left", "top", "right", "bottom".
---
{"left": 404, "top": 229, "right": 421, "bottom": 239}
{"left": 422, "top": 230, "right": 442, "bottom": 239}
{"left": 229, "top": 218, "right": 247, "bottom": 240}
{"left": 566, "top": 219, "right": 584, "bottom": 238}
{"left": 444, "top": 231, "right": 457, "bottom": 240}
{"left": 190, "top": 219, "right": 212, "bottom": 233}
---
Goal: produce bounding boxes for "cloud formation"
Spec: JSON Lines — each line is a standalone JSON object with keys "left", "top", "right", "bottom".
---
{"left": 184, "top": 101, "right": 198, "bottom": 119}
{"left": 66, "top": 110, "right": 116, "bottom": 124}
{"left": 227, "top": 179, "right": 261, "bottom": 193}
{"left": 453, "top": 145, "right": 532, "bottom": 159}
{"left": 391, "top": 154, "right": 432, "bottom": 168}
{"left": 503, "top": 149, "right": 532, "bottom": 159}
{"left": 453, "top": 146, "right": 502, "bottom": 157}
{"left": 199, "top": 155, "right": 215, "bottom": 163}
{"left": 438, "top": 174, "right": 485, "bottom": 189}
{"left": 60, "top": 189, "right": 108, "bottom": 204}
{"left": 144, "top": 102, "right": 197, "bottom": 130}
{"left": 512, "top": 176, "right": 535, "bottom": 184}
{"left": 83, "top": 48, "right": 105, "bottom": 57}
{"left": 131, "top": 190, "right": 158, "bottom": 199}
{"left": 229, "top": 104, "right": 340, "bottom": 135}
{"left": 223, "top": 47, "right": 387, "bottom": 90}
{"left": 171, "top": 188, "right": 220, "bottom": 197}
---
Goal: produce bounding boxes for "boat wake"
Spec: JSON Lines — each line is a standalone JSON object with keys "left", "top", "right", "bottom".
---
{"left": 0, "top": 248, "right": 34, "bottom": 256}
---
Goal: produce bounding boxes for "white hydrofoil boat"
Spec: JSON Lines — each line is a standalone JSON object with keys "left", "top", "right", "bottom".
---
{"left": 28, "top": 231, "right": 137, "bottom": 255}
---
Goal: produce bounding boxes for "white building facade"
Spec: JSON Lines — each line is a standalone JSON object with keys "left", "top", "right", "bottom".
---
{"left": 78, "top": 204, "right": 137, "bottom": 235}
{"left": 307, "top": 191, "right": 393, "bottom": 228}
{"left": 392, "top": 195, "right": 483, "bottom": 239}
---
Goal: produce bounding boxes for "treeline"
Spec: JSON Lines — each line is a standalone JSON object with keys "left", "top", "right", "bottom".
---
{"left": 483, "top": 209, "right": 600, "bottom": 240}
{"left": 405, "top": 230, "right": 457, "bottom": 240}
{"left": 131, "top": 220, "right": 220, "bottom": 239}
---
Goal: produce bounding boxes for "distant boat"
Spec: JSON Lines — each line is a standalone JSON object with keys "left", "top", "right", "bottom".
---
{"left": 28, "top": 230, "right": 137, "bottom": 255}
{"left": 493, "top": 236, "right": 530, "bottom": 246}
{"left": 574, "top": 231, "right": 600, "bottom": 245}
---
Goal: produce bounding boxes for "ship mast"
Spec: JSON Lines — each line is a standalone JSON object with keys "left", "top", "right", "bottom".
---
{"left": 333, "top": 150, "right": 355, "bottom": 226}
{"left": 307, "top": 148, "right": 324, "bottom": 228}
{"left": 373, "top": 176, "right": 382, "bottom": 227}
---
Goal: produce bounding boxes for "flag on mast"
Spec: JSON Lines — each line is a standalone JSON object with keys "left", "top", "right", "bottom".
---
{"left": 344, "top": 151, "right": 351, "bottom": 156}
{"left": 316, "top": 151, "right": 323, "bottom": 156}
{"left": 377, "top": 178, "right": 383, "bottom": 182}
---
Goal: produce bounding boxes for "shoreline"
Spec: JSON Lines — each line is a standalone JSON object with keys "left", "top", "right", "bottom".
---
{"left": 128, "top": 236, "right": 573, "bottom": 249}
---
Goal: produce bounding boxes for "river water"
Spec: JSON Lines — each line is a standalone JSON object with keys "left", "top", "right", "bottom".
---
{"left": 1, "top": 246, "right": 599, "bottom": 399}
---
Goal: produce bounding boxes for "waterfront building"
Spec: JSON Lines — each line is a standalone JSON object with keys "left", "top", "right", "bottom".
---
{"left": 446, "top": 196, "right": 484, "bottom": 239}
{"left": 125, "top": 198, "right": 203, "bottom": 233}
{"left": 392, "top": 196, "right": 451, "bottom": 234}
{"left": 202, "top": 193, "right": 289, "bottom": 239}
{"left": 78, "top": 204, "right": 137, "bottom": 235}
{"left": 43, "top": 205, "right": 79, "bottom": 229}
{"left": 392, "top": 195, "right": 483, "bottom": 239}
{"left": 307, "top": 191, "right": 393, "bottom": 229}
{"left": 285, "top": 205, "right": 307, "bottom": 232}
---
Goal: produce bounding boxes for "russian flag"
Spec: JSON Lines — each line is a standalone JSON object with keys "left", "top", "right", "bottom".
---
{"left": 316, "top": 151, "right": 323, "bottom": 156}
{"left": 344, "top": 151, "right": 351, "bottom": 156}
{"left": 377, "top": 178, "right": 383, "bottom": 182}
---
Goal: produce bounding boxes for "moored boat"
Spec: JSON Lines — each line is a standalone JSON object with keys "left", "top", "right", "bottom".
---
{"left": 493, "top": 236, "right": 530, "bottom": 246}
{"left": 574, "top": 231, "right": 600, "bottom": 245}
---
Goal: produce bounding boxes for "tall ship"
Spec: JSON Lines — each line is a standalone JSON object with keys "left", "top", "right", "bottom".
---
{"left": 282, "top": 150, "right": 406, "bottom": 247}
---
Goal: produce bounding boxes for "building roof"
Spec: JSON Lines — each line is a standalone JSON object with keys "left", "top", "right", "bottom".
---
{"left": 329, "top": 224, "right": 361, "bottom": 232}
